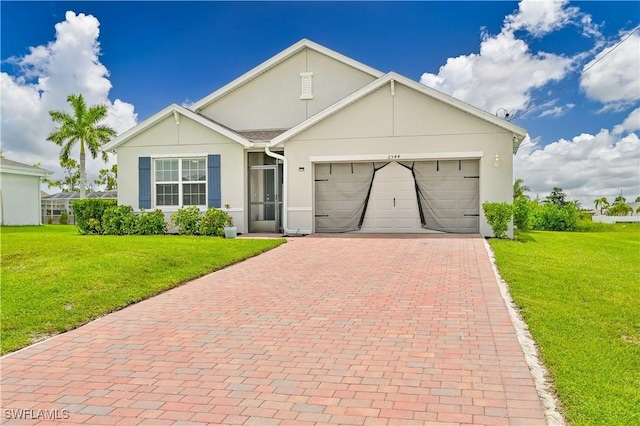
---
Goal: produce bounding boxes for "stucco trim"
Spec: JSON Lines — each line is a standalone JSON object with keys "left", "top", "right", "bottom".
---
{"left": 103, "top": 104, "right": 252, "bottom": 151}
{"left": 309, "top": 151, "right": 485, "bottom": 163}
{"left": 270, "top": 72, "right": 527, "bottom": 150}
{"left": 190, "top": 39, "right": 384, "bottom": 112}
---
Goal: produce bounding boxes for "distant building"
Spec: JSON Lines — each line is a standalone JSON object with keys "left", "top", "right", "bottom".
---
{"left": 41, "top": 190, "right": 117, "bottom": 224}
{"left": 0, "top": 158, "right": 52, "bottom": 226}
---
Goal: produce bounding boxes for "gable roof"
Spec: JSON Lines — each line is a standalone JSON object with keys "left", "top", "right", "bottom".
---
{"left": 268, "top": 72, "right": 528, "bottom": 152}
{"left": 189, "top": 39, "right": 385, "bottom": 113}
{"left": 103, "top": 104, "right": 252, "bottom": 152}
{"left": 1, "top": 158, "right": 52, "bottom": 177}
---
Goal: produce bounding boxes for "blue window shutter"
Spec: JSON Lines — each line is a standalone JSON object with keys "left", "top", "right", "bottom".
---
{"left": 138, "top": 157, "right": 151, "bottom": 209}
{"left": 208, "top": 154, "right": 221, "bottom": 208}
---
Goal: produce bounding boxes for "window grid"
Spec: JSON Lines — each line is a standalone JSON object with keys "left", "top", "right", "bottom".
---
{"left": 154, "top": 158, "right": 207, "bottom": 207}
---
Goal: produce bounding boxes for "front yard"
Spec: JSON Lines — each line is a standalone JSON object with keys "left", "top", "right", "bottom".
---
{"left": 490, "top": 224, "right": 640, "bottom": 425}
{"left": 0, "top": 226, "right": 285, "bottom": 354}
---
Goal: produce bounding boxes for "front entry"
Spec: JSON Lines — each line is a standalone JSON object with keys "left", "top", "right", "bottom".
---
{"left": 249, "top": 165, "right": 282, "bottom": 232}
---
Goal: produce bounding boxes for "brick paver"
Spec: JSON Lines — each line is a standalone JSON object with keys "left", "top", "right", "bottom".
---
{"left": 1, "top": 236, "right": 546, "bottom": 425}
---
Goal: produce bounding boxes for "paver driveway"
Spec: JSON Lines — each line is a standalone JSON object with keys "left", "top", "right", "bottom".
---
{"left": 1, "top": 236, "right": 546, "bottom": 425}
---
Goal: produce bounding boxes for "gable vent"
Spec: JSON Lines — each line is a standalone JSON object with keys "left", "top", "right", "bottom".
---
{"left": 300, "top": 72, "right": 313, "bottom": 100}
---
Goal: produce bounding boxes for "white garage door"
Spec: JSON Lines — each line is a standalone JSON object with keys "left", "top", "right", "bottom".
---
{"left": 360, "top": 162, "right": 423, "bottom": 232}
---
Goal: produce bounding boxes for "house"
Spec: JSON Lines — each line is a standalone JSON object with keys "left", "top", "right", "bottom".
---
{"left": 0, "top": 158, "right": 52, "bottom": 226}
{"left": 104, "top": 39, "right": 526, "bottom": 237}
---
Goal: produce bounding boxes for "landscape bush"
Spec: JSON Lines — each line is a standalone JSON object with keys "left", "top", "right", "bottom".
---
{"left": 137, "top": 209, "right": 167, "bottom": 235}
{"left": 513, "top": 197, "right": 534, "bottom": 231}
{"left": 58, "top": 211, "right": 69, "bottom": 225}
{"left": 171, "top": 206, "right": 232, "bottom": 236}
{"left": 200, "top": 208, "right": 229, "bottom": 236}
{"left": 171, "top": 206, "right": 202, "bottom": 235}
{"left": 71, "top": 199, "right": 117, "bottom": 234}
{"left": 102, "top": 205, "right": 138, "bottom": 235}
{"left": 482, "top": 202, "right": 513, "bottom": 238}
{"left": 533, "top": 202, "right": 580, "bottom": 231}
{"left": 102, "top": 206, "right": 167, "bottom": 235}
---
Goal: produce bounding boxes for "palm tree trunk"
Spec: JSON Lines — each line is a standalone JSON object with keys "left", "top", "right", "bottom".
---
{"left": 80, "top": 140, "right": 86, "bottom": 199}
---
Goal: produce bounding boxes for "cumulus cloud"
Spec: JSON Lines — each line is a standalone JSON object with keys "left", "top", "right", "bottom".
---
{"left": 580, "top": 29, "right": 640, "bottom": 110}
{"left": 504, "top": 0, "right": 579, "bottom": 37}
{"left": 515, "top": 126, "right": 640, "bottom": 206}
{"left": 613, "top": 108, "right": 640, "bottom": 135}
{"left": 0, "top": 11, "right": 137, "bottom": 189}
{"left": 419, "top": 0, "right": 599, "bottom": 115}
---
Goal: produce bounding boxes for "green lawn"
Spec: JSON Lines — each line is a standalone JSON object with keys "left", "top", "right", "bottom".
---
{"left": 489, "top": 224, "right": 640, "bottom": 425}
{"left": 1, "top": 226, "right": 285, "bottom": 354}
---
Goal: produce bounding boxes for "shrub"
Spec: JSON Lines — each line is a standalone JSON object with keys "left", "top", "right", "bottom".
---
{"left": 513, "top": 197, "right": 534, "bottom": 232}
{"left": 200, "top": 207, "right": 229, "bottom": 236}
{"left": 59, "top": 211, "right": 69, "bottom": 225}
{"left": 171, "top": 206, "right": 202, "bottom": 235}
{"left": 533, "top": 202, "right": 580, "bottom": 231}
{"left": 47, "top": 216, "right": 53, "bottom": 225}
{"left": 137, "top": 209, "right": 167, "bottom": 235}
{"left": 482, "top": 202, "right": 513, "bottom": 238}
{"left": 71, "top": 199, "right": 117, "bottom": 234}
{"left": 102, "top": 205, "right": 138, "bottom": 235}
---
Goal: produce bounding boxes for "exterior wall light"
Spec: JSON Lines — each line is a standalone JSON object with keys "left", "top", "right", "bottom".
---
{"left": 493, "top": 154, "right": 501, "bottom": 168}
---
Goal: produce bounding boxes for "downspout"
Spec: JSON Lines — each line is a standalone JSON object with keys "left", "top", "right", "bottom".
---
{"left": 264, "top": 145, "right": 309, "bottom": 236}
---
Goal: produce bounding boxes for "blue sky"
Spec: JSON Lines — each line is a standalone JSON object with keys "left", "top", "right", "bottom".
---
{"left": 1, "top": 1, "right": 639, "bottom": 205}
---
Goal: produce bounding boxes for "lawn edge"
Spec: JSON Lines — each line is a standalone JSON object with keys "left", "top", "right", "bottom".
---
{"left": 483, "top": 239, "right": 566, "bottom": 426}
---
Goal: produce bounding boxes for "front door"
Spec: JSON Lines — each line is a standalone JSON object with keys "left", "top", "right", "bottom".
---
{"left": 249, "top": 165, "right": 280, "bottom": 232}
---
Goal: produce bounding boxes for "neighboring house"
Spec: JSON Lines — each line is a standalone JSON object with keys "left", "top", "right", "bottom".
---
{"left": 104, "top": 39, "right": 526, "bottom": 237}
{"left": 0, "top": 158, "right": 51, "bottom": 226}
{"left": 42, "top": 190, "right": 118, "bottom": 224}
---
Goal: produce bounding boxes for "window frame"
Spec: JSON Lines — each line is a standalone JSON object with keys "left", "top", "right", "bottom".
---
{"left": 153, "top": 157, "right": 207, "bottom": 209}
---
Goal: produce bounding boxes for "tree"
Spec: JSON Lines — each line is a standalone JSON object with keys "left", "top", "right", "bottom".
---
{"left": 44, "top": 158, "right": 81, "bottom": 192}
{"left": 544, "top": 187, "right": 568, "bottom": 207}
{"left": 513, "top": 178, "right": 530, "bottom": 200}
{"left": 47, "top": 94, "right": 117, "bottom": 199}
{"left": 594, "top": 197, "right": 609, "bottom": 215}
{"left": 635, "top": 196, "right": 640, "bottom": 203}
{"left": 614, "top": 195, "right": 627, "bottom": 205}
{"left": 608, "top": 202, "right": 632, "bottom": 216}
{"left": 94, "top": 164, "right": 118, "bottom": 190}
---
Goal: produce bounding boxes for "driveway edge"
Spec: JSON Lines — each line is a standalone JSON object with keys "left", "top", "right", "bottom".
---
{"left": 482, "top": 239, "right": 566, "bottom": 426}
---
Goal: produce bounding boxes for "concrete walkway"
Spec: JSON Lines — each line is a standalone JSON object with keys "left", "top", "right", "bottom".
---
{"left": 1, "top": 236, "right": 546, "bottom": 425}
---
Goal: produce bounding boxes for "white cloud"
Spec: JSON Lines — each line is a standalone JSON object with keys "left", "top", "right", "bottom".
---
{"left": 504, "top": 0, "right": 578, "bottom": 37}
{"left": 515, "top": 126, "right": 640, "bottom": 206}
{"left": 580, "top": 29, "right": 640, "bottom": 110}
{"left": 0, "top": 11, "right": 137, "bottom": 190}
{"left": 420, "top": 0, "right": 599, "bottom": 115}
{"left": 538, "top": 102, "right": 575, "bottom": 118}
{"left": 613, "top": 107, "right": 640, "bottom": 134}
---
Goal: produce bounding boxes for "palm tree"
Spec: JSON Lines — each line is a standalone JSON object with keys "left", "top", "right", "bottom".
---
{"left": 594, "top": 197, "right": 609, "bottom": 215}
{"left": 47, "top": 94, "right": 117, "bottom": 198}
{"left": 513, "top": 178, "right": 530, "bottom": 199}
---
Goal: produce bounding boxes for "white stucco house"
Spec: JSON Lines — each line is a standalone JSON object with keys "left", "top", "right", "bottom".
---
{"left": 104, "top": 39, "right": 526, "bottom": 237}
{"left": 0, "top": 158, "right": 52, "bottom": 226}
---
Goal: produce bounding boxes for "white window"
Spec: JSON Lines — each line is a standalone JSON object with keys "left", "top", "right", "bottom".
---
{"left": 155, "top": 158, "right": 206, "bottom": 207}
{"left": 300, "top": 72, "right": 313, "bottom": 100}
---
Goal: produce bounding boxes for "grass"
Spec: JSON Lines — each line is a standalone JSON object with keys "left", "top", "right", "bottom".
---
{"left": 489, "top": 224, "right": 640, "bottom": 425}
{"left": 1, "top": 225, "right": 285, "bottom": 354}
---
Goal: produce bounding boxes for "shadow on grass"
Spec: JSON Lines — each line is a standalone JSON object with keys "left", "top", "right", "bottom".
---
{"left": 514, "top": 231, "right": 537, "bottom": 243}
